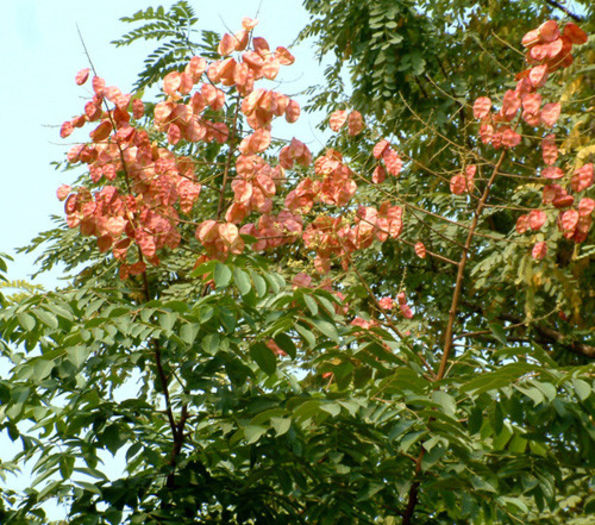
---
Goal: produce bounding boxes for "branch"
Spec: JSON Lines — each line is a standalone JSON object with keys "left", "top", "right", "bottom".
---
{"left": 543, "top": 0, "right": 585, "bottom": 22}
{"left": 498, "top": 312, "right": 595, "bottom": 359}
{"left": 437, "top": 150, "right": 506, "bottom": 380}
{"left": 459, "top": 302, "right": 595, "bottom": 359}
{"left": 155, "top": 342, "right": 191, "bottom": 490}
{"left": 402, "top": 450, "right": 424, "bottom": 525}
{"left": 154, "top": 343, "right": 178, "bottom": 440}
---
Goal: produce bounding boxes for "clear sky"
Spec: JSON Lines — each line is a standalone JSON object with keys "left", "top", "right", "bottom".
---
{"left": 0, "top": 0, "right": 328, "bottom": 290}
{"left": 0, "top": 0, "right": 328, "bottom": 519}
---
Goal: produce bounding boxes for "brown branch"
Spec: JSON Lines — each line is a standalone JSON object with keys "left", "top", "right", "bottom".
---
{"left": 402, "top": 449, "right": 424, "bottom": 525}
{"left": 543, "top": 0, "right": 585, "bottom": 22}
{"left": 436, "top": 150, "right": 506, "bottom": 380}
{"left": 497, "top": 312, "right": 595, "bottom": 359}
{"left": 533, "top": 325, "right": 595, "bottom": 359}
{"left": 154, "top": 344, "right": 178, "bottom": 440}
{"left": 459, "top": 301, "right": 595, "bottom": 359}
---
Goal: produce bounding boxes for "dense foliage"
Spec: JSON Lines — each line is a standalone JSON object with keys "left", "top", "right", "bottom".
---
{"left": 0, "top": 1, "right": 593, "bottom": 524}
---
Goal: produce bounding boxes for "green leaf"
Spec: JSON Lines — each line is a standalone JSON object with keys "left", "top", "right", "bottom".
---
{"left": 493, "top": 423, "right": 513, "bottom": 451}
{"left": 198, "top": 305, "right": 214, "bottom": 323}
{"left": 399, "top": 431, "right": 427, "bottom": 453}
{"left": 102, "top": 424, "right": 126, "bottom": 456}
{"left": 421, "top": 444, "right": 446, "bottom": 471}
{"left": 35, "top": 309, "right": 58, "bottom": 329}
{"left": 303, "top": 294, "right": 318, "bottom": 316}
{"left": 515, "top": 385, "right": 545, "bottom": 406}
{"left": 531, "top": 380, "right": 556, "bottom": 402}
{"left": 471, "top": 475, "right": 497, "bottom": 493}
{"left": 74, "top": 480, "right": 102, "bottom": 495}
{"left": 251, "top": 271, "right": 267, "bottom": 297}
{"left": 180, "top": 322, "right": 199, "bottom": 344}
{"left": 529, "top": 440, "right": 547, "bottom": 457}
{"left": 67, "top": 346, "right": 90, "bottom": 368}
{"left": 125, "top": 442, "right": 142, "bottom": 461}
{"left": 312, "top": 319, "right": 339, "bottom": 342}
{"left": 214, "top": 262, "right": 232, "bottom": 288}
{"left": 461, "top": 363, "right": 536, "bottom": 395}
{"left": 270, "top": 417, "right": 291, "bottom": 436}
{"left": 159, "top": 312, "right": 176, "bottom": 332}
{"left": 572, "top": 378, "right": 591, "bottom": 401}
{"left": 59, "top": 455, "right": 74, "bottom": 479}
{"left": 217, "top": 307, "right": 236, "bottom": 333}
{"left": 432, "top": 390, "right": 457, "bottom": 417}
{"left": 202, "top": 333, "right": 220, "bottom": 355}
{"left": 508, "top": 433, "right": 527, "bottom": 453}
{"left": 33, "top": 359, "right": 54, "bottom": 381}
{"left": 356, "top": 482, "right": 383, "bottom": 502}
{"left": 244, "top": 425, "right": 268, "bottom": 444}
{"left": 233, "top": 267, "right": 251, "bottom": 295}
{"left": 250, "top": 342, "right": 276, "bottom": 375}
{"left": 320, "top": 402, "right": 341, "bottom": 417}
{"left": 17, "top": 312, "right": 36, "bottom": 331}
{"left": 500, "top": 496, "right": 528, "bottom": 514}
{"left": 273, "top": 333, "right": 296, "bottom": 359}
{"left": 489, "top": 323, "right": 507, "bottom": 345}
{"left": 295, "top": 323, "right": 316, "bottom": 348}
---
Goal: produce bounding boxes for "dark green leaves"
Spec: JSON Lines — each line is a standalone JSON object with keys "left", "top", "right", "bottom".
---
{"left": 250, "top": 342, "right": 276, "bottom": 375}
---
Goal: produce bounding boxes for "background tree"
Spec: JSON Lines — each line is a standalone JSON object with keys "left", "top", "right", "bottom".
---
{"left": 0, "top": 2, "right": 593, "bottom": 524}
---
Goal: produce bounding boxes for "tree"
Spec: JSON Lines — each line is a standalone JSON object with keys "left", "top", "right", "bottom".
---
{"left": 0, "top": 1, "right": 593, "bottom": 523}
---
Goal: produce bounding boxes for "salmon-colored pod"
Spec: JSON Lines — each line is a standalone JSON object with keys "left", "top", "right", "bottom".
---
{"left": 541, "top": 134, "right": 557, "bottom": 165}
{"left": 90, "top": 120, "right": 112, "bottom": 142}
{"left": 414, "top": 242, "right": 426, "bottom": 259}
{"left": 60, "top": 121, "right": 74, "bottom": 138}
{"left": 528, "top": 64, "right": 547, "bottom": 88}
{"left": 285, "top": 99, "right": 300, "bottom": 123}
{"left": 372, "top": 166, "right": 386, "bottom": 184}
{"left": 184, "top": 119, "right": 206, "bottom": 142}
{"left": 225, "top": 202, "right": 249, "bottom": 224}
{"left": 531, "top": 241, "right": 547, "bottom": 260}
{"left": 85, "top": 101, "right": 102, "bottom": 121}
{"left": 185, "top": 56, "right": 207, "bottom": 83}
{"left": 242, "top": 17, "right": 258, "bottom": 30}
{"left": 252, "top": 37, "right": 270, "bottom": 57}
{"left": 528, "top": 210, "right": 546, "bottom": 231}
{"left": 329, "top": 110, "right": 347, "bottom": 131}
{"left": 218, "top": 33, "right": 237, "bottom": 56}
{"left": 218, "top": 58, "right": 237, "bottom": 86}
{"left": 275, "top": 46, "right": 295, "bottom": 65}
{"left": 241, "top": 88, "right": 265, "bottom": 116}
{"left": 75, "top": 68, "right": 90, "bottom": 85}
{"left": 570, "top": 164, "right": 593, "bottom": 193}
{"left": 92, "top": 76, "right": 105, "bottom": 96}
{"left": 347, "top": 110, "right": 364, "bottom": 136}
{"left": 563, "top": 23, "right": 588, "bottom": 44}
{"left": 262, "top": 58, "right": 280, "bottom": 80}
{"left": 132, "top": 99, "right": 145, "bottom": 119}
{"left": 163, "top": 71, "right": 182, "bottom": 97}
{"left": 541, "top": 102, "right": 561, "bottom": 127}
{"left": 234, "top": 29, "right": 249, "bottom": 51}
{"left": 473, "top": 97, "right": 491, "bottom": 119}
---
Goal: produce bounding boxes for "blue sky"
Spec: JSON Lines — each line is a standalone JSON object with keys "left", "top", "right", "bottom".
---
{"left": 0, "top": 0, "right": 327, "bottom": 290}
